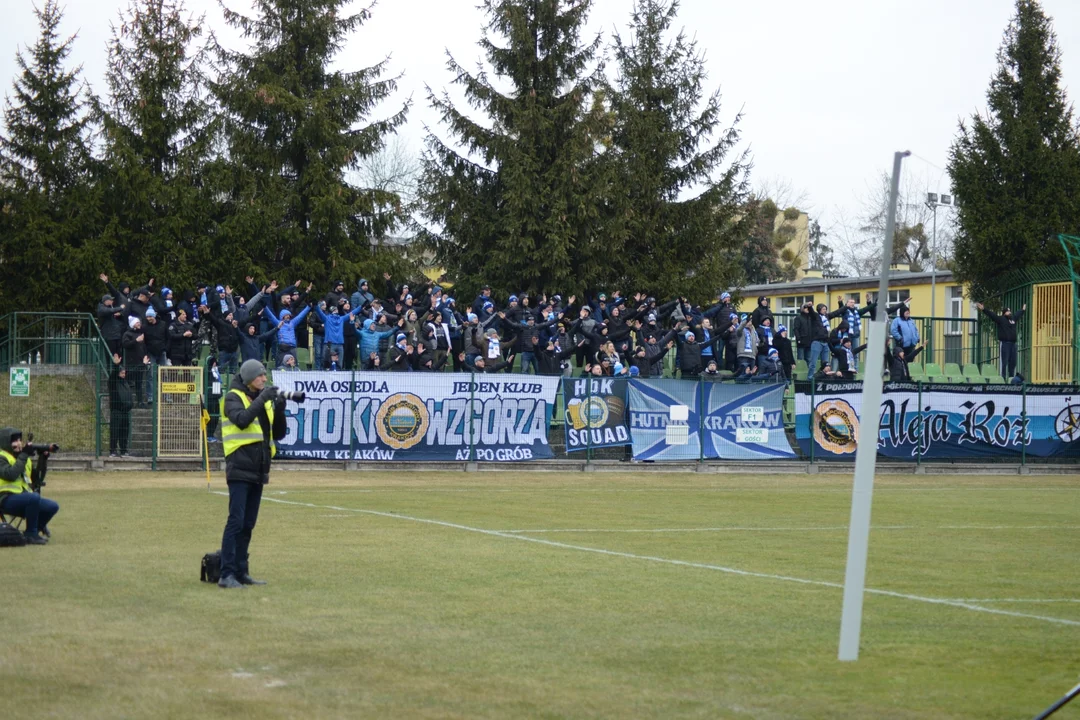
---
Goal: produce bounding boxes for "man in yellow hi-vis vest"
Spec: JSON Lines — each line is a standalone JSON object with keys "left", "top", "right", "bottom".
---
{"left": 0, "top": 427, "right": 59, "bottom": 544}
{"left": 218, "top": 359, "right": 286, "bottom": 589}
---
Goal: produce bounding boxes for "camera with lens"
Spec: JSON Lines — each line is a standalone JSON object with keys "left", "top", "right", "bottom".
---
{"left": 274, "top": 388, "right": 306, "bottom": 403}
{"left": 25, "top": 433, "right": 59, "bottom": 455}
{"left": 24, "top": 433, "right": 57, "bottom": 491}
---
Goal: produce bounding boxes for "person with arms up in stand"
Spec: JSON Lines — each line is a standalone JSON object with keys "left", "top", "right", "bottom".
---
{"left": 0, "top": 427, "right": 59, "bottom": 544}
{"left": 974, "top": 302, "right": 1026, "bottom": 379}
{"left": 218, "top": 360, "right": 287, "bottom": 589}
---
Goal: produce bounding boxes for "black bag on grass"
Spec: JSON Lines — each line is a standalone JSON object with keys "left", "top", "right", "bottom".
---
{"left": 0, "top": 521, "right": 27, "bottom": 547}
{"left": 200, "top": 550, "right": 221, "bottom": 583}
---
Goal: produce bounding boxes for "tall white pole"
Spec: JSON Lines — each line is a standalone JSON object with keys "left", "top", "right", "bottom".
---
{"left": 930, "top": 206, "right": 938, "bottom": 320}
{"left": 838, "top": 150, "right": 909, "bottom": 662}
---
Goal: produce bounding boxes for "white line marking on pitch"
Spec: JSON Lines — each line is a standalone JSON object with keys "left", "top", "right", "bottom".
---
{"left": 495, "top": 525, "right": 1080, "bottom": 533}
{"left": 221, "top": 493, "right": 1080, "bottom": 629}
{"left": 944, "top": 599, "right": 1080, "bottom": 604}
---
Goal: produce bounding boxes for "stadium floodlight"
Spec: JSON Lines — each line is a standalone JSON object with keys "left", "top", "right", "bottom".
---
{"left": 838, "top": 150, "right": 910, "bottom": 662}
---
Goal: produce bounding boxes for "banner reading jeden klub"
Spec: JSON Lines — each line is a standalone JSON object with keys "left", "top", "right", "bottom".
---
{"left": 273, "top": 372, "right": 561, "bottom": 461}
{"left": 562, "top": 377, "right": 631, "bottom": 451}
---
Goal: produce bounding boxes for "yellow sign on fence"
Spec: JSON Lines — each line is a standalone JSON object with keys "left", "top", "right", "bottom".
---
{"left": 157, "top": 366, "right": 204, "bottom": 458}
{"left": 161, "top": 381, "right": 197, "bottom": 394}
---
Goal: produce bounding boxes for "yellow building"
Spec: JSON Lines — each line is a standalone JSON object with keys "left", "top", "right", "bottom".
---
{"left": 735, "top": 264, "right": 966, "bottom": 323}
{"left": 735, "top": 265, "right": 976, "bottom": 371}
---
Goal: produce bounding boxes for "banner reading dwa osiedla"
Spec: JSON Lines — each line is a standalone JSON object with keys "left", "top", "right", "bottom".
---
{"left": 273, "top": 372, "right": 561, "bottom": 461}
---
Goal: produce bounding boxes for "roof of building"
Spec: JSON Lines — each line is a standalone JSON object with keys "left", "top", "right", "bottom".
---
{"left": 740, "top": 269, "right": 955, "bottom": 295}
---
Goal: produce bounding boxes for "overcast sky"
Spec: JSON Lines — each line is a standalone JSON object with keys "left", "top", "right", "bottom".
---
{"left": 3, "top": 0, "right": 1079, "bottom": 243}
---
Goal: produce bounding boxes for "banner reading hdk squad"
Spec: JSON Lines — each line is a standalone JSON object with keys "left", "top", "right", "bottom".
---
{"left": 273, "top": 372, "right": 561, "bottom": 461}
{"left": 562, "top": 377, "right": 631, "bottom": 451}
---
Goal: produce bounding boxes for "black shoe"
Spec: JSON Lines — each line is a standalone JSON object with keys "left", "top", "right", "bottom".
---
{"left": 218, "top": 575, "right": 245, "bottom": 589}
{"left": 24, "top": 533, "right": 48, "bottom": 545}
{"left": 237, "top": 574, "right": 267, "bottom": 586}
{"left": 40, "top": 527, "right": 51, "bottom": 539}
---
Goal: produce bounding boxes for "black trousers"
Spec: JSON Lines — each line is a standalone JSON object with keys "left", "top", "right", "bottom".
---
{"left": 221, "top": 481, "right": 263, "bottom": 579}
{"left": 109, "top": 410, "right": 130, "bottom": 453}
{"left": 1000, "top": 341, "right": 1018, "bottom": 378}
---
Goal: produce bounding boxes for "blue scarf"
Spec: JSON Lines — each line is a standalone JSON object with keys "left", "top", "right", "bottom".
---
{"left": 819, "top": 312, "right": 830, "bottom": 331}
{"left": 845, "top": 345, "right": 857, "bottom": 372}
{"left": 844, "top": 307, "right": 862, "bottom": 335}
{"left": 763, "top": 327, "right": 773, "bottom": 346}
{"left": 743, "top": 328, "right": 754, "bottom": 352}
{"left": 219, "top": 298, "right": 229, "bottom": 314}
{"left": 701, "top": 328, "right": 712, "bottom": 356}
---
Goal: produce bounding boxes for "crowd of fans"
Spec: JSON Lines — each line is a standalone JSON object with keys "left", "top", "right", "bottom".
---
{"left": 95, "top": 273, "right": 956, "bottom": 389}
{"left": 93, "top": 272, "right": 1032, "bottom": 453}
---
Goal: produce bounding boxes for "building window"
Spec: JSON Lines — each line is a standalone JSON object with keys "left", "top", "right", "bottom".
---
{"left": 778, "top": 295, "right": 814, "bottom": 311}
{"left": 888, "top": 289, "right": 911, "bottom": 305}
{"left": 946, "top": 286, "right": 966, "bottom": 336}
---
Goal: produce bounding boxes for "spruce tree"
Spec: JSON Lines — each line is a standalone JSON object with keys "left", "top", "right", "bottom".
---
{"left": 606, "top": 0, "right": 749, "bottom": 301}
{"left": 948, "top": 0, "right": 1080, "bottom": 299}
{"left": 0, "top": 0, "right": 99, "bottom": 314}
{"left": 97, "top": 0, "right": 216, "bottom": 289}
{"left": 212, "top": 0, "right": 409, "bottom": 288}
{"left": 419, "top": 0, "right": 610, "bottom": 298}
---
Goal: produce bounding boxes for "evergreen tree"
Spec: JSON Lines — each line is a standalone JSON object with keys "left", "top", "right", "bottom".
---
{"left": 807, "top": 219, "right": 840, "bottom": 276}
{"left": 948, "top": 0, "right": 1080, "bottom": 299}
{"left": 606, "top": 0, "right": 749, "bottom": 302}
{"left": 740, "top": 197, "right": 781, "bottom": 285}
{"left": 419, "top": 0, "right": 610, "bottom": 298}
{"left": 97, "top": 0, "right": 216, "bottom": 289}
{"left": 212, "top": 0, "right": 409, "bottom": 289}
{"left": 0, "top": 0, "right": 99, "bottom": 314}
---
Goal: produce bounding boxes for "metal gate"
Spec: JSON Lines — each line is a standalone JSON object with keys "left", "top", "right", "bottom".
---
{"left": 157, "top": 366, "right": 204, "bottom": 458}
{"left": 1031, "top": 282, "right": 1074, "bottom": 384}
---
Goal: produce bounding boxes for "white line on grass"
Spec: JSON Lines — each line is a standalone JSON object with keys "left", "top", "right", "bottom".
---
{"left": 495, "top": 524, "right": 1080, "bottom": 533}
{"left": 226, "top": 493, "right": 1080, "bottom": 629}
{"left": 945, "top": 599, "right": 1080, "bottom": 604}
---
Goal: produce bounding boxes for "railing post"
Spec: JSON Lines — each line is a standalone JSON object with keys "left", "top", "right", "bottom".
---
{"left": 916, "top": 380, "right": 922, "bottom": 467}
{"left": 698, "top": 375, "right": 705, "bottom": 464}
{"left": 1021, "top": 382, "right": 1028, "bottom": 468}
{"left": 469, "top": 371, "right": 476, "bottom": 463}
{"left": 809, "top": 378, "right": 816, "bottom": 464}
{"left": 349, "top": 368, "right": 356, "bottom": 463}
{"left": 586, "top": 373, "right": 592, "bottom": 462}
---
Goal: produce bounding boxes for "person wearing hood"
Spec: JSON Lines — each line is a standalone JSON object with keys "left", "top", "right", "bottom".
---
{"left": 262, "top": 303, "right": 311, "bottom": 364}
{"left": 774, "top": 324, "right": 796, "bottom": 380}
{"left": 108, "top": 353, "right": 134, "bottom": 457}
{"left": 278, "top": 354, "right": 300, "bottom": 371}
{"left": 750, "top": 296, "right": 774, "bottom": 329}
{"left": 0, "top": 427, "right": 59, "bottom": 544}
{"left": 97, "top": 274, "right": 130, "bottom": 357}
{"left": 217, "top": 359, "right": 287, "bottom": 589}
{"left": 888, "top": 340, "right": 924, "bottom": 382}
{"left": 351, "top": 278, "right": 375, "bottom": 311}
{"left": 471, "top": 285, "right": 494, "bottom": 319}
{"left": 239, "top": 317, "right": 282, "bottom": 363}
{"left": 889, "top": 305, "right": 921, "bottom": 359}
{"left": 533, "top": 334, "right": 584, "bottom": 376}
{"left": 360, "top": 315, "right": 402, "bottom": 365}
{"left": 122, "top": 316, "right": 150, "bottom": 406}
{"left": 975, "top": 301, "right": 1027, "bottom": 379}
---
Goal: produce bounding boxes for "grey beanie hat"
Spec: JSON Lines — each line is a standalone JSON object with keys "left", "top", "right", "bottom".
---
{"left": 239, "top": 359, "right": 267, "bottom": 384}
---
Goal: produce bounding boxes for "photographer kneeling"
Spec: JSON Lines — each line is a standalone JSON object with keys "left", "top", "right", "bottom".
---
{"left": 0, "top": 428, "right": 59, "bottom": 545}
{"left": 218, "top": 360, "right": 287, "bottom": 589}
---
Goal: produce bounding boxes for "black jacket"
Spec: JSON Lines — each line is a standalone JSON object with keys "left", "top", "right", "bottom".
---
{"left": 830, "top": 343, "right": 868, "bottom": 375}
{"left": 792, "top": 310, "right": 815, "bottom": 349}
{"left": 109, "top": 364, "right": 135, "bottom": 413}
{"left": 775, "top": 334, "right": 795, "bottom": 367}
{"left": 223, "top": 374, "right": 287, "bottom": 485}
{"left": 888, "top": 344, "right": 923, "bottom": 381}
{"left": 143, "top": 318, "right": 169, "bottom": 357}
{"left": 122, "top": 327, "right": 147, "bottom": 368}
{"left": 168, "top": 321, "right": 195, "bottom": 365}
{"left": 982, "top": 308, "right": 1024, "bottom": 343}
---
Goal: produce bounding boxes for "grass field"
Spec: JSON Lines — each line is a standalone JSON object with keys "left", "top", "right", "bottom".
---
{"left": 3, "top": 470, "right": 1080, "bottom": 719}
